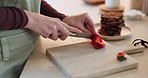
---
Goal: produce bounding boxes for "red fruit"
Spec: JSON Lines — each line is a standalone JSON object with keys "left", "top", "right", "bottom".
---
{"left": 116, "top": 52, "right": 125, "bottom": 56}
{"left": 91, "top": 34, "right": 105, "bottom": 49}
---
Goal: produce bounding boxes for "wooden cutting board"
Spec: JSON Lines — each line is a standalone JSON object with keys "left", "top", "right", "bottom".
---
{"left": 46, "top": 41, "right": 138, "bottom": 78}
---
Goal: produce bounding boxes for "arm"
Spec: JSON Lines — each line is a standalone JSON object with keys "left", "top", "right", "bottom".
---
{"left": 0, "top": 6, "right": 76, "bottom": 40}
{"left": 40, "top": 0, "right": 66, "bottom": 20}
{"left": 40, "top": 0, "right": 96, "bottom": 34}
{"left": 0, "top": 6, "right": 28, "bottom": 30}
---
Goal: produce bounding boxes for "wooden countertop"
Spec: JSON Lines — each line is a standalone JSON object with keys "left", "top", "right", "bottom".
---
{"left": 20, "top": 0, "right": 148, "bottom": 78}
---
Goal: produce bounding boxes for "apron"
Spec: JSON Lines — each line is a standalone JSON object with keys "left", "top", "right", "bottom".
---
{"left": 0, "top": 0, "right": 41, "bottom": 78}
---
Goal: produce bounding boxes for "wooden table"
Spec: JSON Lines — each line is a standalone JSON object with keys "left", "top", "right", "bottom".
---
{"left": 20, "top": 0, "right": 148, "bottom": 78}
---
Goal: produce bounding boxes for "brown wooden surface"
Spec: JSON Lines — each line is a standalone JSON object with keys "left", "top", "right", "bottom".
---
{"left": 46, "top": 41, "right": 138, "bottom": 78}
{"left": 83, "top": 0, "right": 104, "bottom": 5}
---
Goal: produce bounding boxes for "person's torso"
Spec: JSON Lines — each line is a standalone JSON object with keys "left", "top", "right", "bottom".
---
{"left": 0, "top": 0, "right": 41, "bottom": 61}
{"left": 0, "top": 0, "right": 41, "bottom": 37}
{"left": 0, "top": 0, "right": 41, "bottom": 13}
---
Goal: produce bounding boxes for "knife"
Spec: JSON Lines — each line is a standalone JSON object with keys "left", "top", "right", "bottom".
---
{"left": 58, "top": 32, "right": 92, "bottom": 39}
{"left": 69, "top": 32, "right": 93, "bottom": 39}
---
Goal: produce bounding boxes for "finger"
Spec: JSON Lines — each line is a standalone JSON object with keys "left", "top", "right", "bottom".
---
{"left": 88, "top": 21, "right": 97, "bottom": 34}
{"left": 80, "top": 26, "right": 91, "bottom": 34}
{"left": 48, "top": 26, "right": 59, "bottom": 40}
{"left": 40, "top": 28, "right": 52, "bottom": 38}
{"left": 68, "top": 26, "right": 83, "bottom": 33}
{"left": 85, "top": 23, "right": 97, "bottom": 34}
{"left": 57, "top": 24, "right": 70, "bottom": 40}
{"left": 58, "top": 33, "right": 69, "bottom": 40}
{"left": 83, "top": 13, "right": 97, "bottom": 34}
{"left": 49, "top": 31, "right": 58, "bottom": 41}
{"left": 63, "top": 23, "right": 83, "bottom": 34}
{"left": 58, "top": 27, "right": 70, "bottom": 40}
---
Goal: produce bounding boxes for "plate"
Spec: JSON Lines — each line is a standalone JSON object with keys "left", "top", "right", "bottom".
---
{"left": 83, "top": 0, "right": 104, "bottom": 5}
{"left": 97, "top": 25, "right": 132, "bottom": 40}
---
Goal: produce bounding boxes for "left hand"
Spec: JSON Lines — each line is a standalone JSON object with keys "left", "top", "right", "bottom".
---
{"left": 62, "top": 13, "right": 97, "bottom": 35}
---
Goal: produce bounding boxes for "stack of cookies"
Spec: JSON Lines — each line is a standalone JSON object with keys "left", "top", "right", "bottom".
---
{"left": 98, "top": 12, "right": 125, "bottom": 36}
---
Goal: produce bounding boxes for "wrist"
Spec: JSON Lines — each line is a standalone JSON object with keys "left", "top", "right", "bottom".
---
{"left": 62, "top": 16, "right": 69, "bottom": 23}
{"left": 24, "top": 10, "right": 34, "bottom": 29}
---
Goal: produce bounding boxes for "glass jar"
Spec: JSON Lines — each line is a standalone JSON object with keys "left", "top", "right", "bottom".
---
{"left": 105, "top": 0, "right": 120, "bottom": 8}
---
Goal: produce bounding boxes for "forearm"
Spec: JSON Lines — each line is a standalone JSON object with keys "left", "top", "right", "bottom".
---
{"left": 40, "top": 0, "right": 66, "bottom": 20}
{"left": 0, "top": 6, "right": 28, "bottom": 30}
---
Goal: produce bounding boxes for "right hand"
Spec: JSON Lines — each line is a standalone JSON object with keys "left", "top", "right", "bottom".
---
{"left": 24, "top": 10, "right": 80, "bottom": 40}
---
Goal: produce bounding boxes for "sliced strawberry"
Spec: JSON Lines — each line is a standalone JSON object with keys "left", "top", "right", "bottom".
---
{"left": 91, "top": 34, "right": 105, "bottom": 49}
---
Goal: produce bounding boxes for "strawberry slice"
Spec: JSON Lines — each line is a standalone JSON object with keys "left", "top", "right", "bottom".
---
{"left": 91, "top": 34, "right": 105, "bottom": 49}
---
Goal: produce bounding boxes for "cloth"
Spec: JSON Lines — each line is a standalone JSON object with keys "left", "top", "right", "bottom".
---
{"left": 40, "top": 0, "right": 66, "bottom": 20}
{"left": 0, "top": 6, "right": 28, "bottom": 30}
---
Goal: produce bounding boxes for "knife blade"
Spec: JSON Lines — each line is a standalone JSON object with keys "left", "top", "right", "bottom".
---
{"left": 69, "top": 32, "right": 93, "bottom": 39}
{"left": 58, "top": 32, "right": 92, "bottom": 39}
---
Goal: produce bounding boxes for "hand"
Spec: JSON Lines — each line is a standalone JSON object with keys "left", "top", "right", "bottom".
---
{"left": 62, "top": 13, "right": 97, "bottom": 35}
{"left": 24, "top": 10, "right": 72, "bottom": 40}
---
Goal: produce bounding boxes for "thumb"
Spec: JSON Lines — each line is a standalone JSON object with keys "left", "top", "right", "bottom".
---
{"left": 63, "top": 24, "right": 83, "bottom": 34}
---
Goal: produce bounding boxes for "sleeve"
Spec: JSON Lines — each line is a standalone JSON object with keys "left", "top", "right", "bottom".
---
{"left": 40, "top": 0, "right": 67, "bottom": 20}
{"left": 0, "top": 6, "right": 28, "bottom": 30}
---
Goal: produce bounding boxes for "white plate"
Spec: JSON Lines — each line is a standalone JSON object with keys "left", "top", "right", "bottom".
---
{"left": 98, "top": 26, "right": 132, "bottom": 40}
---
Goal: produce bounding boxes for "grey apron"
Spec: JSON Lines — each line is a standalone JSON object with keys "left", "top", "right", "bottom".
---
{"left": 0, "top": 0, "right": 41, "bottom": 78}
